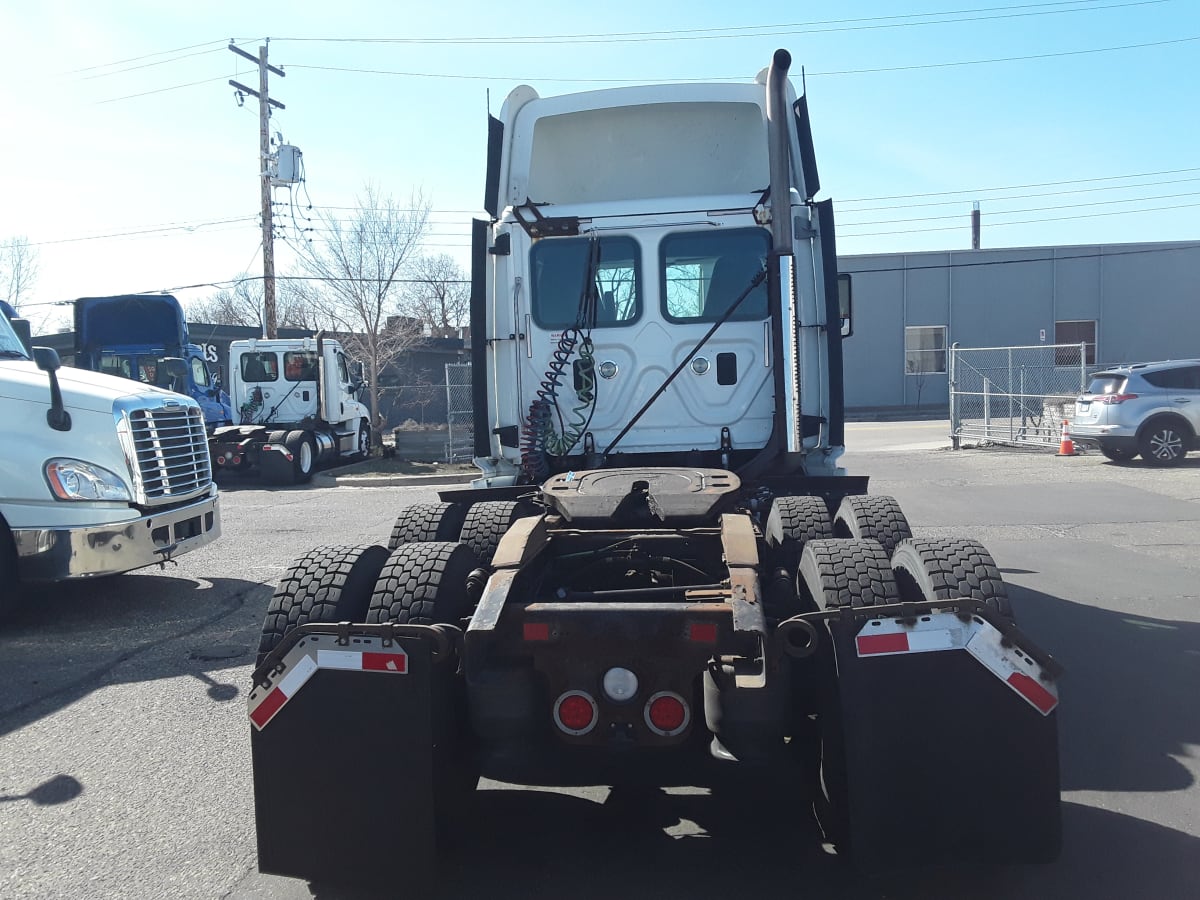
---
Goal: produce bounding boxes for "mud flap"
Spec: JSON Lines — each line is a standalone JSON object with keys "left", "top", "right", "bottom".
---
{"left": 249, "top": 630, "right": 440, "bottom": 891}
{"left": 826, "top": 614, "right": 1061, "bottom": 868}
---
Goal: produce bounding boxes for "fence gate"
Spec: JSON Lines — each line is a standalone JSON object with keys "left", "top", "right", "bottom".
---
{"left": 445, "top": 363, "right": 474, "bottom": 462}
{"left": 949, "top": 343, "right": 1089, "bottom": 449}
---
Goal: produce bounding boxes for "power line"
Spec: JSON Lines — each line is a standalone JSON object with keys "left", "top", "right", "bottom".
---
{"left": 843, "top": 174, "right": 1200, "bottom": 212}
{"left": 26, "top": 217, "right": 258, "bottom": 246}
{"left": 839, "top": 189, "right": 1200, "bottom": 227}
{"left": 839, "top": 242, "right": 1200, "bottom": 273}
{"left": 95, "top": 75, "right": 231, "bottom": 104}
{"left": 273, "top": 1, "right": 1168, "bottom": 46}
{"left": 839, "top": 166, "right": 1200, "bottom": 203}
{"left": 62, "top": 39, "right": 230, "bottom": 74}
{"left": 839, "top": 200, "right": 1200, "bottom": 237}
{"left": 75, "top": 44, "right": 238, "bottom": 81}
{"left": 282, "top": 33, "right": 1198, "bottom": 84}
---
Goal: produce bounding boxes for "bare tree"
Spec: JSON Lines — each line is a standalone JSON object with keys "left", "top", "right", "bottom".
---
{"left": 292, "top": 184, "right": 429, "bottom": 422}
{"left": 187, "top": 273, "right": 314, "bottom": 331}
{"left": 1, "top": 236, "right": 39, "bottom": 310}
{"left": 399, "top": 253, "right": 469, "bottom": 336}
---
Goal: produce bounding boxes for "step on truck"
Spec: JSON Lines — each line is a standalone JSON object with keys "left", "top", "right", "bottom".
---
{"left": 248, "top": 51, "right": 1062, "bottom": 891}
{"left": 0, "top": 303, "right": 220, "bottom": 617}
{"left": 208, "top": 334, "right": 372, "bottom": 485}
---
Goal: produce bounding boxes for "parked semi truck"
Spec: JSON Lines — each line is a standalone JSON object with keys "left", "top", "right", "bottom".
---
{"left": 72, "top": 294, "right": 233, "bottom": 430}
{"left": 0, "top": 303, "right": 221, "bottom": 618}
{"left": 248, "top": 51, "right": 1061, "bottom": 891}
{"left": 208, "top": 335, "right": 372, "bottom": 484}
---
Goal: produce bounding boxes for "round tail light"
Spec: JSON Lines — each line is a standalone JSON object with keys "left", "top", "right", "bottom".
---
{"left": 645, "top": 691, "right": 690, "bottom": 736}
{"left": 554, "top": 690, "right": 598, "bottom": 736}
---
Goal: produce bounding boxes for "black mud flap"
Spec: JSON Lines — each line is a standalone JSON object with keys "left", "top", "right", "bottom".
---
{"left": 249, "top": 627, "right": 446, "bottom": 891}
{"left": 825, "top": 612, "right": 1061, "bottom": 869}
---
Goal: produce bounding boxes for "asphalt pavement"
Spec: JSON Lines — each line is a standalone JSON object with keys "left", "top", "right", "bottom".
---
{"left": 1, "top": 430, "right": 1198, "bottom": 899}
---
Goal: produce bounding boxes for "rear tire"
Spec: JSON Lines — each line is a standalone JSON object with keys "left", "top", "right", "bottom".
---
{"left": 797, "top": 539, "right": 898, "bottom": 859}
{"left": 1099, "top": 444, "right": 1138, "bottom": 462}
{"left": 388, "top": 502, "right": 467, "bottom": 550}
{"left": 257, "top": 544, "right": 391, "bottom": 666}
{"left": 367, "top": 541, "right": 482, "bottom": 831}
{"left": 459, "top": 501, "right": 534, "bottom": 567}
{"left": 0, "top": 522, "right": 20, "bottom": 620}
{"left": 367, "top": 541, "right": 481, "bottom": 626}
{"left": 764, "top": 496, "right": 833, "bottom": 574}
{"left": 286, "top": 430, "right": 316, "bottom": 483}
{"left": 354, "top": 421, "right": 371, "bottom": 461}
{"left": 1138, "top": 417, "right": 1191, "bottom": 466}
{"left": 890, "top": 537, "right": 1012, "bottom": 619}
{"left": 833, "top": 495, "right": 912, "bottom": 556}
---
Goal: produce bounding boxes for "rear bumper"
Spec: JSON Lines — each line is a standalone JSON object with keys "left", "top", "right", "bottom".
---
{"left": 1068, "top": 422, "right": 1136, "bottom": 447}
{"left": 12, "top": 487, "right": 221, "bottom": 581}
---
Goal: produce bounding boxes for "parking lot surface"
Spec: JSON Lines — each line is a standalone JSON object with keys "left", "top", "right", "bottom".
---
{"left": 1, "top": 436, "right": 1198, "bottom": 899}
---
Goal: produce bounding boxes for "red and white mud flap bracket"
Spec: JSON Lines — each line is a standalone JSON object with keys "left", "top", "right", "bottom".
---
{"left": 781, "top": 600, "right": 1063, "bottom": 869}
{"left": 855, "top": 611, "right": 1059, "bottom": 715}
{"left": 248, "top": 622, "right": 459, "bottom": 892}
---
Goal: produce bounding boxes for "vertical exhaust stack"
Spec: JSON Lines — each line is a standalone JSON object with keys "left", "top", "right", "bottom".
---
{"left": 740, "top": 48, "right": 795, "bottom": 478}
{"left": 765, "top": 49, "right": 794, "bottom": 256}
{"left": 315, "top": 331, "right": 327, "bottom": 425}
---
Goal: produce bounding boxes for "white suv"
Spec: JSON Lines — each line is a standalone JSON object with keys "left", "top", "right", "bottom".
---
{"left": 1072, "top": 360, "right": 1200, "bottom": 465}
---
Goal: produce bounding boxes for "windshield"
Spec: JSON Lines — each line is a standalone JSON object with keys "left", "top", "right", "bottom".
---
{"left": 0, "top": 313, "right": 29, "bottom": 358}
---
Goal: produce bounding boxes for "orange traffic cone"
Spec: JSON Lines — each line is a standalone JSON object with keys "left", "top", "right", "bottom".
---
{"left": 1056, "top": 419, "right": 1077, "bottom": 457}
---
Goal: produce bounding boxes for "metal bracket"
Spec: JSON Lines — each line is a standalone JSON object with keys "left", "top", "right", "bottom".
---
{"left": 511, "top": 200, "right": 580, "bottom": 238}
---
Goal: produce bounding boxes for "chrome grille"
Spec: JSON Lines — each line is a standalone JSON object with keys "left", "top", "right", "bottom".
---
{"left": 126, "top": 405, "right": 212, "bottom": 505}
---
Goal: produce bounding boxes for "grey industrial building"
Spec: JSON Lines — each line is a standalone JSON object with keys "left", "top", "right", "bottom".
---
{"left": 839, "top": 240, "right": 1200, "bottom": 412}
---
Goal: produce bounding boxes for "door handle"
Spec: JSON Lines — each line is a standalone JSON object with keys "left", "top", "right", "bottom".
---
{"left": 1173, "top": 397, "right": 1191, "bottom": 403}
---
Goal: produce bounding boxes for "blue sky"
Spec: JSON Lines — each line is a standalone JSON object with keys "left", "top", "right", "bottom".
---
{"left": 2, "top": 1, "right": 1197, "bottom": 330}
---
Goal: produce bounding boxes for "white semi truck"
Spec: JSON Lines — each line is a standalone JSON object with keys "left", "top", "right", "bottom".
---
{"left": 0, "top": 304, "right": 220, "bottom": 617}
{"left": 208, "top": 335, "right": 372, "bottom": 484}
{"left": 247, "top": 51, "right": 1062, "bottom": 891}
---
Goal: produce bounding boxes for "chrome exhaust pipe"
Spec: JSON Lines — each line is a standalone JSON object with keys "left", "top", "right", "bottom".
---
{"left": 766, "top": 49, "right": 793, "bottom": 255}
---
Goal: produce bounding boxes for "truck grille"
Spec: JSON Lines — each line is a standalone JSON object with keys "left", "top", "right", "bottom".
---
{"left": 126, "top": 405, "right": 212, "bottom": 505}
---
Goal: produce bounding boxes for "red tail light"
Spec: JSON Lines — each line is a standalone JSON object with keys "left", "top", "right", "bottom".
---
{"left": 644, "top": 692, "right": 690, "bottom": 736}
{"left": 1098, "top": 393, "right": 1138, "bottom": 405}
{"left": 554, "top": 691, "right": 598, "bottom": 735}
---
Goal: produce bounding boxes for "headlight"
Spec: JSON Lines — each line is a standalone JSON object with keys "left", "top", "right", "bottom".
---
{"left": 45, "top": 459, "right": 132, "bottom": 502}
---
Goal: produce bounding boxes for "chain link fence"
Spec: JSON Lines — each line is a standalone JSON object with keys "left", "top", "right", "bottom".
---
{"left": 950, "top": 343, "right": 1089, "bottom": 449}
{"left": 445, "top": 362, "right": 474, "bottom": 462}
{"left": 374, "top": 363, "right": 474, "bottom": 462}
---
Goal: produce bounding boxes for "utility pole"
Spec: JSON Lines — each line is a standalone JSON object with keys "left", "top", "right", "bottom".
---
{"left": 229, "top": 41, "right": 285, "bottom": 338}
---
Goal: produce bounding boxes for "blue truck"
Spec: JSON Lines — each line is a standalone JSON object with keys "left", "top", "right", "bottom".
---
{"left": 72, "top": 294, "right": 233, "bottom": 430}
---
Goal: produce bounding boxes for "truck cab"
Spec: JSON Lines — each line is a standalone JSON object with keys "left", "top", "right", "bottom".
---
{"left": 0, "top": 304, "right": 221, "bottom": 616}
{"left": 73, "top": 294, "right": 233, "bottom": 431}
{"left": 472, "top": 71, "right": 845, "bottom": 487}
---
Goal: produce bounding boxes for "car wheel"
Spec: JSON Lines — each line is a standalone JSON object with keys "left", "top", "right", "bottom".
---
{"left": 1099, "top": 445, "right": 1138, "bottom": 462}
{"left": 1138, "top": 419, "right": 1190, "bottom": 467}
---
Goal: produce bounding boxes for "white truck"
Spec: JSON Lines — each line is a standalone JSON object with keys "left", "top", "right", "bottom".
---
{"left": 208, "top": 335, "right": 372, "bottom": 484}
{"left": 247, "top": 51, "right": 1062, "bottom": 891}
{"left": 0, "top": 304, "right": 221, "bottom": 618}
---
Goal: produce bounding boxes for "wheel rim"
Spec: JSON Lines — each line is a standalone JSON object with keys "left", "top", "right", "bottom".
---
{"left": 300, "top": 441, "right": 313, "bottom": 472}
{"left": 359, "top": 427, "right": 369, "bottom": 456}
{"left": 1149, "top": 429, "right": 1182, "bottom": 460}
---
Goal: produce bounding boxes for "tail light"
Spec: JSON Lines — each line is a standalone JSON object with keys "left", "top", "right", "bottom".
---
{"left": 553, "top": 690, "right": 598, "bottom": 736}
{"left": 1098, "top": 393, "right": 1139, "bottom": 405}
{"left": 644, "top": 691, "right": 690, "bottom": 736}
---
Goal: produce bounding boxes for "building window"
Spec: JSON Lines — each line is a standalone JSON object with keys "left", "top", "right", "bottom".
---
{"left": 1054, "top": 320, "right": 1096, "bottom": 366}
{"left": 905, "top": 325, "right": 947, "bottom": 374}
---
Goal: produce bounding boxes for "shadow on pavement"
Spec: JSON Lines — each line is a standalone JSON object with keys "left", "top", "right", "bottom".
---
{"left": 0, "top": 574, "right": 272, "bottom": 737}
